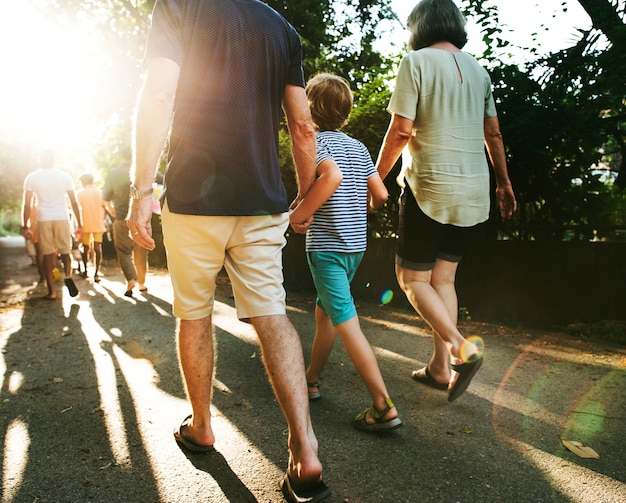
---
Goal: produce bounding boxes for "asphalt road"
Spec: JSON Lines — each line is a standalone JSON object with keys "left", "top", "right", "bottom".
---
{"left": 1, "top": 236, "right": 625, "bottom": 503}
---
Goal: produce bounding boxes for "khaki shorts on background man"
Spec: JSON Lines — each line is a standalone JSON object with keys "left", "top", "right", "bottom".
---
{"left": 37, "top": 220, "right": 72, "bottom": 255}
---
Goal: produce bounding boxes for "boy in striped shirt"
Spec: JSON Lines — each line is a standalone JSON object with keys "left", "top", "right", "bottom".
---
{"left": 290, "top": 73, "right": 401, "bottom": 432}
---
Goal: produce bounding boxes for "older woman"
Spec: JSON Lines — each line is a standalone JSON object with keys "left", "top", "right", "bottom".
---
{"left": 375, "top": 0, "right": 516, "bottom": 402}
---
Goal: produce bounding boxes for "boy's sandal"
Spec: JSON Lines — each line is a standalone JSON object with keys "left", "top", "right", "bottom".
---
{"left": 308, "top": 380, "right": 321, "bottom": 401}
{"left": 353, "top": 396, "right": 402, "bottom": 433}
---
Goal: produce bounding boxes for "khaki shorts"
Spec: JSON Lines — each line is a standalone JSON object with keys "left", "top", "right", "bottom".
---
{"left": 162, "top": 202, "right": 288, "bottom": 321}
{"left": 37, "top": 220, "right": 72, "bottom": 255}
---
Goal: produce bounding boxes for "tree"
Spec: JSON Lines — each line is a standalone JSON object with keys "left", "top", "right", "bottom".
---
{"left": 0, "top": 0, "right": 399, "bottom": 224}
{"left": 465, "top": 0, "right": 625, "bottom": 240}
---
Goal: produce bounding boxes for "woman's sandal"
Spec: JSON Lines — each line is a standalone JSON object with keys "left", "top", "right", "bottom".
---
{"left": 353, "top": 396, "right": 402, "bottom": 433}
{"left": 308, "top": 381, "right": 321, "bottom": 401}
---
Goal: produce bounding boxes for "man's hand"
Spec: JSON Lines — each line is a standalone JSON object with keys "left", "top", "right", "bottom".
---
{"left": 127, "top": 197, "right": 155, "bottom": 250}
{"left": 21, "top": 227, "right": 33, "bottom": 240}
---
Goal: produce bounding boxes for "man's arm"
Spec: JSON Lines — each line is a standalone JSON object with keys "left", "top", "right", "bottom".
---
{"left": 21, "top": 189, "right": 33, "bottom": 237}
{"left": 67, "top": 191, "right": 82, "bottom": 229}
{"left": 127, "top": 57, "right": 180, "bottom": 250}
{"left": 283, "top": 84, "right": 317, "bottom": 204}
{"left": 375, "top": 113, "right": 413, "bottom": 181}
{"left": 103, "top": 200, "right": 116, "bottom": 219}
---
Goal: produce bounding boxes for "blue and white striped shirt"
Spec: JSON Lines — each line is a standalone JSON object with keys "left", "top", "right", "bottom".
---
{"left": 306, "top": 130, "right": 377, "bottom": 253}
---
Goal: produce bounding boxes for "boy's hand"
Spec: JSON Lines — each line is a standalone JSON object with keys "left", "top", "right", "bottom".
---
{"left": 289, "top": 214, "right": 313, "bottom": 234}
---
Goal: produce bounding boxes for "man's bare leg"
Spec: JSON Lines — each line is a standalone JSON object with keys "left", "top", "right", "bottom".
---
{"left": 60, "top": 253, "right": 72, "bottom": 278}
{"left": 251, "top": 314, "right": 323, "bottom": 485}
{"left": 176, "top": 316, "right": 216, "bottom": 447}
{"left": 43, "top": 253, "right": 56, "bottom": 298}
{"left": 134, "top": 244, "right": 148, "bottom": 291}
{"left": 93, "top": 242, "right": 103, "bottom": 280}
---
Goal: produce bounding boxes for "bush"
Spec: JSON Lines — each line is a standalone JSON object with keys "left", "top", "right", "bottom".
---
{"left": 0, "top": 207, "right": 21, "bottom": 237}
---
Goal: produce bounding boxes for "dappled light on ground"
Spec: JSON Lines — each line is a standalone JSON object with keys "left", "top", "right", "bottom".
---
{"left": 1, "top": 238, "right": 625, "bottom": 502}
{"left": 492, "top": 337, "right": 626, "bottom": 501}
{"left": 2, "top": 418, "right": 29, "bottom": 503}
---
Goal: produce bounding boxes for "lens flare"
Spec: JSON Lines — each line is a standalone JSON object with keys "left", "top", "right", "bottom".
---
{"left": 460, "top": 335, "right": 484, "bottom": 362}
{"left": 380, "top": 289, "right": 393, "bottom": 305}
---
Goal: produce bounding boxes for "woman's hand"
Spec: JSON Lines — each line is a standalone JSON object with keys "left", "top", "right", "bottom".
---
{"left": 496, "top": 184, "right": 516, "bottom": 220}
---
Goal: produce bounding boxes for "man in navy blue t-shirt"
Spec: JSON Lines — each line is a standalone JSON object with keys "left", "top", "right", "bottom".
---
{"left": 126, "top": 1, "right": 329, "bottom": 501}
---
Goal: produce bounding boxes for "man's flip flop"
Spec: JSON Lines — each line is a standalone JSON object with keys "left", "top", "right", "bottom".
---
{"left": 448, "top": 355, "right": 484, "bottom": 402}
{"left": 64, "top": 278, "right": 79, "bottom": 297}
{"left": 173, "top": 414, "right": 215, "bottom": 453}
{"left": 280, "top": 474, "right": 331, "bottom": 503}
{"left": 411, "top": 366, "right": 449, "bottom": 391}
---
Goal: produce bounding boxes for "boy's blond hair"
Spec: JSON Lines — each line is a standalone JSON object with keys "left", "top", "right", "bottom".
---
{"left": 306, "top": 73, "right": 353, "bottom": 131}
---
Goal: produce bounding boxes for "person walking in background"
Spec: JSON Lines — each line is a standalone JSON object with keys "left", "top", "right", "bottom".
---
{"left": 289, "top": 73, "right": 399, "bottom": 433}
{"left": 21, "top": 150, "right": 81, "bottom": 300}
{"left": 126, "top": 1, "right": 329, "bottom": 502}
{"left": 102, "top": 147, "right": 149, "bottom": 297}
{"left": 375, "top": 0, "right": 516, "bottom": 402}
{"left": 76, "top": 173, "right": 106, "bottom": 282}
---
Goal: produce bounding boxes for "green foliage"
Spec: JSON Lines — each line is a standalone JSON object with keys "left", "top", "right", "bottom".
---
{"left": 0, "top": 207, "right": 22, "bottom": 237}
{"left": 279, "top": 128, "right": 298, "bottom": 204}
{"left": 2, "top": 0, "right": 624, "bottom": 244}
{"left": 44, "top": 0, "right": 151, "bottom": 120}
{"left": 344, "top": 65, "right": 402, "bottom": 237}
{"left": 461, "top": 0, "right": 625, "bottom": 241}
{"left": 0, "top": 143, "right": 36, "bottom": 211}
{"left": 462, "top": 0, "right": 510, "bottom": 60}
{"left": 89, "top": 115, "right": 136, "bottom": 184}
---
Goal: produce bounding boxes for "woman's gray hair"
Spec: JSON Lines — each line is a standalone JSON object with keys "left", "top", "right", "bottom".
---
{"left": 407, "top": 0, "right": 468, "bottom": 50}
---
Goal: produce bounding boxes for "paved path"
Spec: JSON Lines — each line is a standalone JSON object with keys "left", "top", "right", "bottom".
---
{"left": 1, "top": 236, "right": 625, "bottom": 502}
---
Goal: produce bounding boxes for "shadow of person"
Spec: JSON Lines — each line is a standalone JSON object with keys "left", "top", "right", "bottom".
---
{"left": 88, "top": 281, "right": 183, "bottom": 399}
{"left": 176, "top": 448, "right": 258, "bottom": 502}
{"left": 86, "top": 274, "right": 266, "bottom": 500}
{"left": 0, "top": 295, "right": 160, "bottom": 502}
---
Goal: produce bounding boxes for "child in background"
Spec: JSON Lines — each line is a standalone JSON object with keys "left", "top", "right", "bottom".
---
{"left": 76, "top": 173, "right": 106, "bottom": 282}
{"left": 289, "top": 73, "right": 400, "bottom": 432}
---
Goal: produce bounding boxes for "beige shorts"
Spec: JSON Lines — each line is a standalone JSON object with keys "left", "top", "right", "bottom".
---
{"left": 37, "top": 220, "right": 72, "bottom": 255}
{"left": 162, "top": 202, "right": 288, "bottom": 321}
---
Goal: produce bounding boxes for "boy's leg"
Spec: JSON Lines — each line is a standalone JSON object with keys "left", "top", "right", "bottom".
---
{"left": 335, "top": 316, "right": 398, "bottom": 421}
{"left": 306, "top": 306, "right": 336, "bottom": 390}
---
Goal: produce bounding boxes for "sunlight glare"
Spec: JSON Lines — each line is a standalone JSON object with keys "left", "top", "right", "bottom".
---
{"left": 1, "top": 1, "right": 113, "bottom": 153}
{"left": 213, "top": 301, "right": 259, "bottom": 345}
{"left": 7, "top": 371, "right": 24, "bottom": 395}
{"left": 2, "top": 419, "right": 30, "bottom": 503}
{"left": 77, "top": 302, "right": 131, "bottom": 467}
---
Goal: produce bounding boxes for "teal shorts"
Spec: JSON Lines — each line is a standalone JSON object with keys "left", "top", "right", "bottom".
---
{"left": 307, "top": 250, "right": 365, "bottom": 326}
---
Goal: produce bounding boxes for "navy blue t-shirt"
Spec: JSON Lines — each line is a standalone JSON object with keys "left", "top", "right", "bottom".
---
{"left": 145, "top": 0, "right": 305, "bottom": 215}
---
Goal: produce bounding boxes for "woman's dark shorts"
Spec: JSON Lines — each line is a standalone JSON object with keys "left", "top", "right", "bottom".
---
{"left": 396, "top": 187, "right": 478, "bottom": 271}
